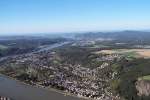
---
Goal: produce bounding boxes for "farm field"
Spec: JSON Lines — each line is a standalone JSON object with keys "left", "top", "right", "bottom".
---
{"left": 95, "top": 49, "right": 150, "bottom": 58}
{"left": 138, "top": 75, "right": 150, "bottom": 81}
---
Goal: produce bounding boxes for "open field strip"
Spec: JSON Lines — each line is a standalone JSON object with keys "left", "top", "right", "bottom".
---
{"left": 95, "top": 49, "right": 150, "bottom": 58}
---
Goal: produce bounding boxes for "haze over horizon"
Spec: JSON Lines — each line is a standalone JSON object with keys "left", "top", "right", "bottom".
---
{"left": 1, "top": 0, "right": 150, "bottom": 35}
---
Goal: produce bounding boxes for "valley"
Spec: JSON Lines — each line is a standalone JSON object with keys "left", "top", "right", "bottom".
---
{"left": 0, "top": 31, "right": 150, "bottom": 100}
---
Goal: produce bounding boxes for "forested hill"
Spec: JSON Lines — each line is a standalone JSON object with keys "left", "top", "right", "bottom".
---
{"left": 75, "top": 31, "right": 150, "bottom": 43}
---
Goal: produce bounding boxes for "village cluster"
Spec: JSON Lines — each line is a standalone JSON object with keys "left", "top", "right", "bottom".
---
{"left": 0, "top": 48, "right": 122, "bottom": 100}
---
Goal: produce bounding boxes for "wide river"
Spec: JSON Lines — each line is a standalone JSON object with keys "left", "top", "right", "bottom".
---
{"left": 0, "top": 75, "right": 84, "bottom": 100}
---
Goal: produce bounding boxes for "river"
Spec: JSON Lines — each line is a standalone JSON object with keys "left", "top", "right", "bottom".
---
{"left": 0, "top": 75, "right": 84, "bottom": 100}
{"left": 0, "top": 41, "right": 70, "bottom": 62}
{"left": 33, "top": 41, "right": 70, "bottom": 53}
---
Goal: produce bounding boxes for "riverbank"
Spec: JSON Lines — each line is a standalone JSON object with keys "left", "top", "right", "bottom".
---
{"left": 0, "top": 74, "right": 90, "bottom": 100}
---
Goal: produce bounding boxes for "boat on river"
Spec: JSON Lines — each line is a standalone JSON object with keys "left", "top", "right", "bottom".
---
{"left": 0, "top": 96, "right": 11, "bottom": 100}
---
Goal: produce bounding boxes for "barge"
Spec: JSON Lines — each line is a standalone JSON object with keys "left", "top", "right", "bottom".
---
{"left": 0, "top": 96, "right": 11, "bottom": 100}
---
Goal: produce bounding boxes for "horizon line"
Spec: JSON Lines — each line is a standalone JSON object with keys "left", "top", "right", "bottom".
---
{"left": 0, "top": 29, "right": 150, "bottom": 37}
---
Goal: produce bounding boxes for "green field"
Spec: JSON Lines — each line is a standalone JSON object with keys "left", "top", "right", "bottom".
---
{"left": 138, "top": 75, "right": 150, "bottom": 81}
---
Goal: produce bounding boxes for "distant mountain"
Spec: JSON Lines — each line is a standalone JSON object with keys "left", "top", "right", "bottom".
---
{"left": 75, "top": 31, "right": 150, "bottom": 44}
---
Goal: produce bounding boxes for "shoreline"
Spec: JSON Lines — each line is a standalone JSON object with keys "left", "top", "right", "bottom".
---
{"left": 0, "top": 73, "right": 92, "bottom": 100}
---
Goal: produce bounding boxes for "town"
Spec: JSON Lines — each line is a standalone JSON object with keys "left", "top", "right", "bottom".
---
{"left": 0, "top": 42, "right": 122, "bottom": 100}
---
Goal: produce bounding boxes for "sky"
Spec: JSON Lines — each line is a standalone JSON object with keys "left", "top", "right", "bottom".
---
{"left": 0, "top": 0, "right": 150, "bottom": 34}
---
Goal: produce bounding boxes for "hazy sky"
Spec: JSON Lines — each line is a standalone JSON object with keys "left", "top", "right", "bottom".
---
{"left": 0, "top": 0, "right": 150, "bottom": 34}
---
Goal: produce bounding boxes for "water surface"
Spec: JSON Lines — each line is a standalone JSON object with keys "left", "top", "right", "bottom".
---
{"left": 0, "top": 75, "right": 83, "bottom": 100}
